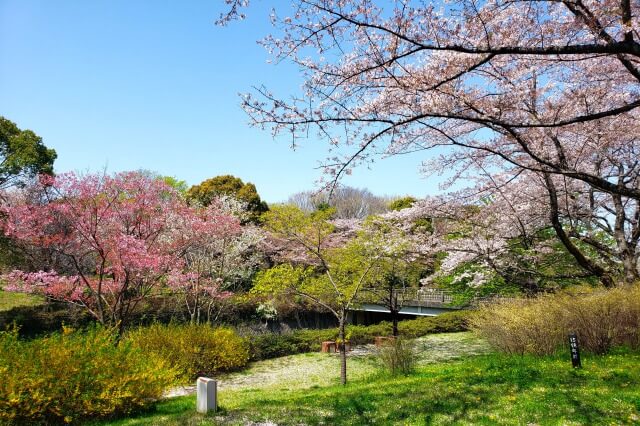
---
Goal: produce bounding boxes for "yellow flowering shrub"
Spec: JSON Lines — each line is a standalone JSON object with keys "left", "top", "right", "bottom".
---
{"left": 0, "top": 326, "right": 177, "bottom": 424}
{"left": 470, "top": 285, "right": 640, "bottom": 355}
{"left": 127, "top": 323, "right": 249, "bottom": 380}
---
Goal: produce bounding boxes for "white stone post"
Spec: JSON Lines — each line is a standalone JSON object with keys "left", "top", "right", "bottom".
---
{"left": 196, "top": 377, "right": 217, "bottom": 413}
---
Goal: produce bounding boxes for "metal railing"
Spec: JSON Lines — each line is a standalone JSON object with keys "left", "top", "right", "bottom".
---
{"left": 393, "top": 288, "right": 454, "bottom": 304}
{"left": 360, "top": 287, "right": 518, "bottom": 308}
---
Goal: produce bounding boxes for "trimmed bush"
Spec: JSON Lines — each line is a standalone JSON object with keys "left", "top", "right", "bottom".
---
{"left": 246, "top": 311, "right": 469, "bottom": 361}
{"left": 127, "top": 323, "right": 250, "bottom": 380}
{"left": 0, "top": 326, "right": 176, "bottom": 425}
{"left": 470, "top": 285, "right": 640, "bottom": 355}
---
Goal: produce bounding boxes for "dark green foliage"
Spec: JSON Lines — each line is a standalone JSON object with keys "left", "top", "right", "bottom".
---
{"left": 246, "top": 311, "right": 469, "bottom": 361}
{"left": 187, "top": 175, "right": 268, "bottom": 222}
{"left": 0, "top": 303, "right": 93, "bottom": 338}
{"left": 0, "top": 117, "right": 56, "bottom": 189}
{"left": 314, "top": 201, "right": 333, "bottom": 213}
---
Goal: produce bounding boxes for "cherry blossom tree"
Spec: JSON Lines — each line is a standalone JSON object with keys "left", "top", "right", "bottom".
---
{"left": 176, "top": 196, "right": 265, "bottom": 323}
{"left": 382, "top": 167, "right": 636, "bottom": 294}
{"left": 1, "top": 172, "right": 240, "bottom": 333}
{"left": 224, "top": 0, "right": 640, "bottom": 286}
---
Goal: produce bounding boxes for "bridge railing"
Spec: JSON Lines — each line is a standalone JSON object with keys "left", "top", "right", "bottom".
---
{"left": 393, "top": 288, "right": 454, "bottom": 304}
{"left": 361, "top": 287, "right": 518, "bottom": 309}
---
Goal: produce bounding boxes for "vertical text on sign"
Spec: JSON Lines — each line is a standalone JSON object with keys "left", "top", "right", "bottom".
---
{"left": 568, "top": 333, "right": 582, "bottom": 368}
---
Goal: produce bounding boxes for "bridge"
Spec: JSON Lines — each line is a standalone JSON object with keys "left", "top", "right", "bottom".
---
{"left": 350, "top": 289, "right": 463, "bottom": 322}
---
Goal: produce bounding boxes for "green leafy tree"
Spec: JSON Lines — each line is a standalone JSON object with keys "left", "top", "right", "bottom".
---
{"left": 252, "top": 205, "right": 382, "bottom": 385}
{"left": 161, "top": 176, "right": 188, "bottom": 195}
{"left": 356, "top": 216, "right": 426, "bottom": 336}
{"left": 388, "top": 196, "right": 417, "bottom": 211}
{"left": 0, "top": 118, "right": 57, "bottom": 269}
{"left": 0, "top": 117, "right": 56, "bottom": 189}
{"left": 187, "top": 175, "right": 268, "bottom": 222}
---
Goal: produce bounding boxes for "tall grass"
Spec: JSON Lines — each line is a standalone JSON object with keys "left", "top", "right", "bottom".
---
{"left": 470, "top": 285, "right": 640, "bottom": 355}
{"left": 376, "top": 337, "right": 417, "bottom": 375}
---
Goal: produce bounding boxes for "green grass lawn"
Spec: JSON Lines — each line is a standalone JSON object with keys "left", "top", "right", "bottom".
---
{"left": 0, "top": 289, "right": 44, "bottom": 311}
{"left": 93, "top": 333, "right": 640, "bottom": 425}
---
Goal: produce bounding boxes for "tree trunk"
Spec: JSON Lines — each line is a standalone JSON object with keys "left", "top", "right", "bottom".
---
{"left": 391, "top": 288, "right": 399, "bottom": 336}
{"left": 391, "top": 310, "right": 399, "bottom": 337}
{"left": 544, "top": 173, "right": 614, "bottom": 287}
{"left": 338, "top": 316, "right": 347, "bottom": 385}
{"left": 621, "top": 253, "right": 639, "bottom": 285}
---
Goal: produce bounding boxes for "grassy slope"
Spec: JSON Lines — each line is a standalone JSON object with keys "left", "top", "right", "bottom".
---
{"left": 94, "top": 333, "right": 640, "bottom": 426}
{"left": 0, "top": 289, "right": 44, "bottom": 311}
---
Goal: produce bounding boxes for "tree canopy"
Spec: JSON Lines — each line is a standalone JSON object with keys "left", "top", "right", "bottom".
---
{"left": 0, "top": 117, "right": 56, "bottom": 190}
{"left": 225, "top": 0, "right": 640, "bottom": 287}
{"left": 2, "top": 171, "right": 240, "bottom": 332}
{"left": 188, "top": 175, "right": 268, "bottom": 222}
{"left": 287, "top": 186, "right": 389, "bottom": 219}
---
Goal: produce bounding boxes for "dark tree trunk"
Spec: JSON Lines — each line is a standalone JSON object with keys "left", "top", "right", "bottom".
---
{"left": 391, "top": 310, "right": 399, "bottom": 337}
{"left": 544, "top": 173, "right": 615, "bottom": 287}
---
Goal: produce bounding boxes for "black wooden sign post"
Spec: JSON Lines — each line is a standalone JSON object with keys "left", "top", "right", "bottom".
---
{"left": 568, "top": 332, "right": 582, "bottom": 368}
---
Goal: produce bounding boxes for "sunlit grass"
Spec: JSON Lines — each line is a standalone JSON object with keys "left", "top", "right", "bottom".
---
{"left": 0, "top": 289, "right": 44, "bottom": 312}
{"left": 94, "top": 334, "right": 640, "bottom": 425}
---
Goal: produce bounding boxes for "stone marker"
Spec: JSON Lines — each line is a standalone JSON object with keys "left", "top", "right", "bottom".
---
{"left": 568, "top": 332, "right": 582, "bottom": 368}
{"left": 196, "top": 377, "right": 217, "bottom": 413}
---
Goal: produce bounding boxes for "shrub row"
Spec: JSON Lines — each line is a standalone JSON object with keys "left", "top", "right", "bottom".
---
{"left": 246, "top": 311, "right": 469, "bottom": 361}
{"left": 0, "top": 326, "right": 177, "bottom": 425}
{"left": 126, "top": 323, "right": 250, "bottom": 381}
{"left": 470, "top": 285, "right": 640, "bottom": 355}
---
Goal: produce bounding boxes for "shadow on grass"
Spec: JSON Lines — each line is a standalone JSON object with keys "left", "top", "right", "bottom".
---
{"left": 94, "top": 350, "right": 640, "bottom": 425}
{"left": 224, "top": 352, "right": 640, "bottom": 425}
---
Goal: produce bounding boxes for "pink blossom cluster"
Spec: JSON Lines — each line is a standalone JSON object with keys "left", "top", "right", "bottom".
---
{"left": 1, "top": 171, "right": 242, "bottom": 326}
{"left": 3, "top": 270, "right": 84, "bottom": 303}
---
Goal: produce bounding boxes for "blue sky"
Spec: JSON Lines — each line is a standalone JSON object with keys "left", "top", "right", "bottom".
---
{"left": 0, "top": 1, "right": 441, "bottom": 203}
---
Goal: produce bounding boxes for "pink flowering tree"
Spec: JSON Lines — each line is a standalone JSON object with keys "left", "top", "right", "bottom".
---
{"left": 2, "top": 172, "right": 240, "bottom": 333}
{"left": 171, "top": 196, "right": 263, "bottom": 324}
{"left": 224, "top": 0, "right": 640, "bottom": 287}
{"left": 382, "top": 170, "right": 619, "bottom": 298}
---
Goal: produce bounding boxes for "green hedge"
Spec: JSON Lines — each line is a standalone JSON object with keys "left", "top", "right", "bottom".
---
{"left": 247, "top": 311, "right": 469, "bottom": 361}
